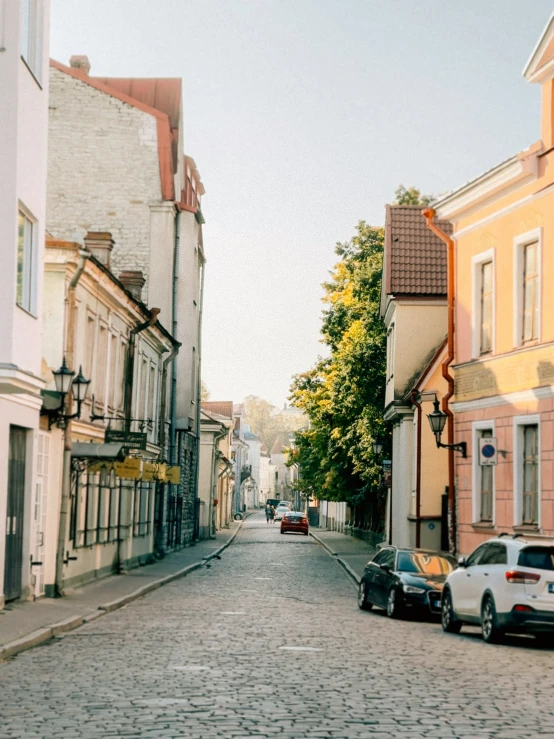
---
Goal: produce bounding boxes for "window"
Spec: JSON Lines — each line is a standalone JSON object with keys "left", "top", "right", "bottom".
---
{"left": 84, "top": 314, "right": 96, "bottom": 380}
{"left": 108, "top": 333, "right": 118, "bottom": 409}
{"left": 518, "top": 547, "right": 554, "bottom": 571}
{"left": 96, "top": 324, "right": 108, "bottom": 406}
{"left": 513, "top": 415, "right": 541, "bottom": 528}
{"left": 21, "top": 0, "right": 43, "bottom": 82}
{"left": 17, "top": 210, "right": 35, "bottom": 313}
{"left": 479, "top": 543, "right": 507, "bottom": 566}
{"left": 513, "top": 229, "right": 542, "bottom": 348}
{"left": 522, "top": 425, "right": 539, "bottom": 525}
{"left": 522, "top": 242, "right": 539, "bottom": 343}
{"left": 480, "top": 261, "right": 493, "bottom": 354}
{"left": 386, "top": 325, "right": 395, "bottom": 380}
{"left": 466, "top": 544, "right": 488, "bottom": 567}
{"left": 471, "top": 249, "right": 495, "bottom": 358}
{"left": 372, "top": 548, "right": 395, "bottom": 569}
{"left": 134, "top": 482, "right": 153, "bottom": 537}
{"left": 480, "top": 430, "right": 493, "bottom": 522}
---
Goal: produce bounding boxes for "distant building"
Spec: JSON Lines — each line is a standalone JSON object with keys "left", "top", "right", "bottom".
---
{"left": 270, "top": 433, "right": 295, "bottom": 502}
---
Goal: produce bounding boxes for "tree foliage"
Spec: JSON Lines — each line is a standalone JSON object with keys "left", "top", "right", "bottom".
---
{"left": 200, "top": 381, "right": 210, "bottom": 401}
{"left": 289, "top": 221, "right": 390, "bottom": 510}
{"left": 393, "top": 184, "right": 433, "bottom": 207}
{"left": 243, "top": 395, "right": 306, "bottom": 453}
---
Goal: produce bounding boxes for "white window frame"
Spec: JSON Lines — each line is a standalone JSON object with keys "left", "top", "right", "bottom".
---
{"left": 513, "top": 414, "right": 541, "bottom": 528}
{"left": 20, "top": 0, "right": 43, "bottom": 84}
{"left": 513, "top": 227, "right": 542, "bottom": 348}
{"left": 471, "top": 420, "right": 496, "bottom": 525}
{"left": 471, "top": 248, "right": 495, "bottom": 359}
{"left": 16, "top": 205, "right": 37, "bottom": 315}
{"left": 386, "top": 324, "right": 395, "bottom": 381}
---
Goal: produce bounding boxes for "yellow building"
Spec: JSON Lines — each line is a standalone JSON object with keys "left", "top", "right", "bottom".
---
{"left": 431, "top": 15, "right": 554, "bottom": 553}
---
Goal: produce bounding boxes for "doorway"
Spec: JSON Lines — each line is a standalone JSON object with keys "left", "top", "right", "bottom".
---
{"left": 4, "top": 426, "right": 27, "bottom": 601}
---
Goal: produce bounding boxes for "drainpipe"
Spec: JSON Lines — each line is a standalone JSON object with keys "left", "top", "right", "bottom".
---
{"left": 155, "top": 340, "right": 181, "bottom": 556}
{"left": 193, "top": 252, "right": 206, "bottom": 541}
{"left": 170, "top": 210, "right": 180, "bottom": 472}
{"left": 123, "top": 308, "right": 160, "bottom": 434}
{"left": 422, "top": 208, "right": 457, "bottom": 554}
{"left": 410, "top": 390, "right": 423, "bottom": 549}
{"left": 208, "top": 427, "right": 228, "bottom": 538}
{"left": 54, "top": 249, "right": 90, "bottom": 598}
{"left": 117, "top": 308, "right": 160, "bottom": 573}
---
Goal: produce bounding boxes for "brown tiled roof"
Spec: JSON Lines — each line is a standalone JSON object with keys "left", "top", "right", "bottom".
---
{"left": 385, "top": 205, "right": 451, "bottom": 296}
{"left": 201, "top": 401, "right": 233, "bottom": 420}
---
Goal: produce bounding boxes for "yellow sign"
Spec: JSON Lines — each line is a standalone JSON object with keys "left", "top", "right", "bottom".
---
{"left": 166, "top": 466, "right": 181, "bottom": 484}
{"left": 155, "top": 463, "right": 167, "bottom": 482}
{"left": 142, "top": 462, "right": 157, "bottom": 482}
{"left": 114, "top": 457, "right": 141, "bottom": 480}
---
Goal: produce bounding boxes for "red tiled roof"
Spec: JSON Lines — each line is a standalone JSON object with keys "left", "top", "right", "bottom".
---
{"left": 385, "top": 205, "right": 451, "bottom": 296}
{"left": 50, "top": 60, "right": 176, "bottom": 201}
{"left": 201, "top": 401, "right": 234, "bottom": 420}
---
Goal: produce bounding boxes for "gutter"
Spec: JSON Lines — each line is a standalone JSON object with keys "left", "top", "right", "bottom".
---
{"left": 410, "top": 390, "right": 423, "bottom": 549}
{"left": 422, "top": 208, "right": 457, "bottom": 554}
{"left": 54, "top": 249, "right": 90, "bottom": 598}
{"left": 193, "top": 249, "right": 206, "bottom": 542}
{"left": 123, "top": 308, "right": 160, "bottom": 434}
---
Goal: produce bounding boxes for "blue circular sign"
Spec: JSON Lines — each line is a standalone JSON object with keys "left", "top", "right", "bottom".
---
{"left": 482, "top": 443, "right": 495, "bottom": 458}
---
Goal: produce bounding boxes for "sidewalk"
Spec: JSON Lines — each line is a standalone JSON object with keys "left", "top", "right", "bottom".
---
{"left": 310, "top": 528, "right": 378, "bottom": 584}
{"left": 0, "top": 519, "right": 246, "bottom": 661}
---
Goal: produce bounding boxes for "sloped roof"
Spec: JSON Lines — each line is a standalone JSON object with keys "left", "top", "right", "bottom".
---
{"left": 384, "top": 205, "right": 451, "bottom": 296}
{"left": 50, "top": 60, "right": 177, "bottom": 201}
{"left": 270, "top": 433, "right": 293, "bottom": 456}
{"left": 201, "top": 401, "right": 234, "bottom": 419}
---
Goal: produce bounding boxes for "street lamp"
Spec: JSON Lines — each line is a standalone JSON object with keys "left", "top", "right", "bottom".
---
{"left": 372, "top": 436, "right": 384, "bottom": 456}
{"left": 51, "top": 358, "right": 90, "bottom": 428}
{"left": 427, "top": 397, "right": 466, "bottom": 457}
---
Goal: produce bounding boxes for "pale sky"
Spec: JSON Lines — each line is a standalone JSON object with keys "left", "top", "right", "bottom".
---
{"left": 51, "top": 0, "right": 552, "bottom": 407}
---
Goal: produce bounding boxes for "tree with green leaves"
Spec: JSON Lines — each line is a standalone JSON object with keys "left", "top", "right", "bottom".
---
{"left": 393, "top": 184, "right": 433, "bottom": 206}
{"left": 289, "top": 221, "right": 390, "bottom": 528}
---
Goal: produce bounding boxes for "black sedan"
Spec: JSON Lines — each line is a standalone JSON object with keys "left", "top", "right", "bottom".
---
{"left": 357, "top": 546, "right": 457, "bottom": 619}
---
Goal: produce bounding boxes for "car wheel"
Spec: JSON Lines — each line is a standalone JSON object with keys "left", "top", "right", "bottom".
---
{"left": 357, "top": 581, "right": 373, "bottom": 611}
{"left": 386, "top": 588, "right": 402, "bottom": 619}
{"left": 441, "top": 589, "right": 462, "bottom": 634}
{"left": 481, "top": 595, "right": 503, "bottom": 644}
{"left": 280, "top": 530, "right": 285, "bottom": 535}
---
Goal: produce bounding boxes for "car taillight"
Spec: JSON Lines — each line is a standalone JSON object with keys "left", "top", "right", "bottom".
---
{"left": 513, "top": 604, "right": 533, "bottom": 612}
{"left": 505, "top": 570, "right": 541, "bottom": 584}
{"left": 301, "top": 518, "right": 308, "bottom": 524}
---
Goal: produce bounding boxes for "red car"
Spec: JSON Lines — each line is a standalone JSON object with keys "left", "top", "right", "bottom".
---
{"left": 280, "top": 511, "right": 309, "bottom": 535}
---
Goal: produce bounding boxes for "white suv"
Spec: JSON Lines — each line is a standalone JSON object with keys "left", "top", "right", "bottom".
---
{"left": 441, "top": 536, "right": 554, "bottom": 643}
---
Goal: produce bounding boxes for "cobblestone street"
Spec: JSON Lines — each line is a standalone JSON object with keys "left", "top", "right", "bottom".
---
{"left": 1, "top": 513, "right": 554, "bottom": 738}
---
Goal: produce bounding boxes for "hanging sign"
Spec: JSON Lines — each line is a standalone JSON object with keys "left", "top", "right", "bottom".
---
{"left": 479, "top": 437, "right": 498, "bottom": 466}
{"left": 114, "top": 457, "right": 142, "bottom": 480}
{"left": 155, "top": 463, "right": 168, "bottom": 482}
{"left": 142, "top": 462, "right": 157, "bottom": 482}
{"left": 166, "top": 466, "right": 181, "bottom": 484}
{"left": 105, "top": 429, "right": 148, "bottom": 450}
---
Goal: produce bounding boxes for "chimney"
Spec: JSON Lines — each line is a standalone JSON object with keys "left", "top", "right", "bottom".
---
{"left": 69, "top": 55, "right": 91, "bottom": 75}
{"left": 119, "top": 271, "right": 146, "bottom": 301}
{"left": 84, "top": 232, "right": 114, "bottom": 268}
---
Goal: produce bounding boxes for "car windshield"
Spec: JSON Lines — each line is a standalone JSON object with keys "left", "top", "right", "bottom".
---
{"left": 397, "top": 552, "right": 455, "bottom": 575}
{"left": 518, "top": 546, "right": 554, "bottom": 571}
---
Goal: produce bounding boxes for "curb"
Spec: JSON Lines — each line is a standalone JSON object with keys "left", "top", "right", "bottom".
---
{"left": 0, "top": 516, "right": 250, "bottom": 663}
{"left": 309, "top": 531, "right": 361, "bottom": 585}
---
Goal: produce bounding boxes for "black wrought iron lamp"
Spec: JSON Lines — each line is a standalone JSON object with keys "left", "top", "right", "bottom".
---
{"left": 372, "top": 436, "right": 384, "bottom": 456}
{"left": 427, "top": 398, "right": 466, "bottom": 457}
{"left": 51, "top": 358, "right": 90, "bottom": 428}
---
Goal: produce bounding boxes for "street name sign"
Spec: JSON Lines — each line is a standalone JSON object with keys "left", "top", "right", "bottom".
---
{"left": 105, "top": 429, "right": 148, "bottom": 450}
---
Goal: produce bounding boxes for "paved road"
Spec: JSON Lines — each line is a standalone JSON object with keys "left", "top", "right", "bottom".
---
{"left": 1, "top": 513, "right": 554, "bottom": 738}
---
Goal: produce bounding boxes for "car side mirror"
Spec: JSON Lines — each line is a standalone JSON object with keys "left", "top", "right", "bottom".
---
{"left": 457, "top": 556, "right": 467, "bottom": 568}
{"left": 381, "top": 564, "right": 392, "bottom": 573}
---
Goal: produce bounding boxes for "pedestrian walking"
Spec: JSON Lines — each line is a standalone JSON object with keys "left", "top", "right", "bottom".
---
{"left": 265, "top": 503, "right": 272, "bottom": 524}
{"left": 269, "top": 505, "right": 276, "bottom": 524}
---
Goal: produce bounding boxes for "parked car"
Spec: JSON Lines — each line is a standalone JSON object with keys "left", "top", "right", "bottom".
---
{"left": 274, "top": 505, "right": 291, "bottom": 521}
{"left": 358, "top": 546, "right": 456, "bottom": 618}
{"left": 281, "top": 511, "right": 309, "bottom": 536}
{"left": 279, "top": 501, "right": 292, "bottom": 508}
{"left": 441, "top": 536, "right": 554, "bottom": 643}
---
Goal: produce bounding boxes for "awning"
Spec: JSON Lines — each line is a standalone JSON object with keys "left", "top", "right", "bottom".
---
{"left": 71, "top": 442, "right": 125, "bottom": 460}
